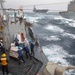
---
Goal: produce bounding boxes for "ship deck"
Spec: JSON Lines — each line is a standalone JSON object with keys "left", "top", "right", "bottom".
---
{"left": 0, "top": 50, "right": 43, "bottom": 75}
{"left": 0, "top": 18, "right": 48, "bottom": 75}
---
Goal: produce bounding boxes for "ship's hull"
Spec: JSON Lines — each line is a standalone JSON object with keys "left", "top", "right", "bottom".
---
{"left": 59, "top": 12, "right": 75, "bottom": 19}
{"left": 33, "top": 10, "right": 48, "bottom": 13}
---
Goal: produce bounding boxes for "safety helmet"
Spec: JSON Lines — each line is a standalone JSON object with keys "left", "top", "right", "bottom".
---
{"left": 2, "top": 53, "right": 6, "bottom": 57}
{"left": 29, "top": 40, "right": 32, "bottom": 43}
{"left": 18, "top": 46, "right": 20, "bottom": 49}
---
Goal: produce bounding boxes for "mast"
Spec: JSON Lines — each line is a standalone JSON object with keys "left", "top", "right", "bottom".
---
{"left": 0, "top": 0, "right": 5, "bottom": 15}
{"left": 33, "top": 5, "right": 36, "bottom": 12}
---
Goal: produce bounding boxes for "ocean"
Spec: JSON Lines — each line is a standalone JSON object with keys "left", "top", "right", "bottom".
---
{"left": 10, "top": 12, "right": 75, "bottom": 74}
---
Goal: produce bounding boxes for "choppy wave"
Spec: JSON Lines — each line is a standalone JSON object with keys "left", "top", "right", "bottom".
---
{"left": 44, "top": 25, "right": 64, "bottom": 33}
{"left": 24, "top": 12, "right": 75, "bottom": 74}
{"left": 43, "top": 35, "right": 61, "bottom": 41}
{"left": 52, "top": 17, "right": 75, "bottom": 28}
{"left": 42, "top": 45, "right": 75, "bottom": 74}
{"left": 42, "top": 44, "right": 69, "bottom": 66}
{"left": 62, "top": 32, "right": 75, "bottom": 39}
{"left": 24, "top": 15, "right": 43, "bottom": 23}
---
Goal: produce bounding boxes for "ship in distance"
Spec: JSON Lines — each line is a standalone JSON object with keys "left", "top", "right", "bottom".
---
{"left": 59, "top": 0, "right": 75, "bottom": 19}
{"left": 33, "top": 6, "right": 48, "bottom": 13}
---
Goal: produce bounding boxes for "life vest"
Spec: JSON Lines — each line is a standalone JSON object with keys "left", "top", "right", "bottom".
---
{"left": 0, "top": 57, "right": 8, "bottom": 66}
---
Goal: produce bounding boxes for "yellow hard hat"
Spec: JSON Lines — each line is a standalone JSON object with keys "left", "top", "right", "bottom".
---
{"left": 2, "top": 53, "right": 6, "bottom": 57}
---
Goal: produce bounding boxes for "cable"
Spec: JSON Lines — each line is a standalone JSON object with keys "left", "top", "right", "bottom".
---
{"left": 23, "top": 2, "right": 70, "bottom": 7}
{"left": 0, "top": 8, "right": 70, "bottom": 11}
{"left": 0, "top": 2, "right": 71, "bottom": 11}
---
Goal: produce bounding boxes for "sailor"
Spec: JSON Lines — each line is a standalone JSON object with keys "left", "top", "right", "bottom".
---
{"left": 18, "top": 8, "right": 24, "bottom": 24}
{"left": 23, "top": 44, "right": 31, "bottom": 59}
{"left": 17, "top": 46, "right": 25, "bottom": 65}
{"left": 0, "top": 43, "right": 5, "bottom": 53}
{"left": 2, "top": 15, "right": 8, "bottom": 25}
{"left": 14, "top": 36, "right": 19, "bottom": 46}
{"left": 24, "top": 19, "right": 27, "bottom": 30}
{"left": 14, "top": 11, "right": 17, "bottom": 23}
{"left": 29, "top": 40, "right": 35, "bottom": 56}
{"left": 0, "top": 53, "right": 9, "bottom": 75}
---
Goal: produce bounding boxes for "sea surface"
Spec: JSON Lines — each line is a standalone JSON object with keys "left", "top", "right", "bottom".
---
{"left": 10, "top": 12, "right": 75, "bottom": 75}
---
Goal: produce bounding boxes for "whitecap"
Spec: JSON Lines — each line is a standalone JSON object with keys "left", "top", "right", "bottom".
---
{"left": 62, "top": 32, "right": 75, "bottom": 39}
{"left": 42, "top": 44, "right": 69, "bottom": 66}
{"left": 44, "top": 25, "right": 64, "bottom": 33}
{"left": 42, "top": 44, "right": 75, "bottom": 75}
{"left": 24, "top": 14, "right": 45, "bottom": 23}
{"left": 42, "top": 35, "right": 61, "bottom": 41}
{"left": 53, "top": 16, "right": 75, "bottom": 28}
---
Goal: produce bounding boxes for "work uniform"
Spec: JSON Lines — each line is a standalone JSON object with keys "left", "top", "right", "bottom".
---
{"left": 29, "top": 40, "right": 35, "bottom": 56}
{"left": 23, "top": 45, "right": 31, "bottom": 59}
{"left": 0, "top": 44, "right": 5, "bottom": 53}
{"left": 0, "top": 57, "right": 9, "bottom": 75}
{"left": 18, "top": 10, "right": 23, "bottom": 25}
{"left": 17, "top": 48, "right": 25, "bottom": 65}
{"left": 14, "top": 37, "right": 19, "bottom": 46}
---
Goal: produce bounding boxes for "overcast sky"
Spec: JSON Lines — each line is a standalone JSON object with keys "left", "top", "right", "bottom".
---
{"left": 4, "top": 0, "right": 72, "bottom": 11}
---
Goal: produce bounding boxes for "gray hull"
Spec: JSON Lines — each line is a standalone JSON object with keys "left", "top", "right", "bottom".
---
{"left": 33, "top": 10, "right": 48, "bottom": 13}
{"left": 59, "top": 12, "right": 75, "bottom": 19}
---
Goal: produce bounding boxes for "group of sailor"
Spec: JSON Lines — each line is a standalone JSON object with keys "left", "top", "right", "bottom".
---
{"left": 12, "top": 8, "right": 24, "bottom": 24}
{"left": 12, "top": 6, "right": 24, "bottom": 25}
{"left": 16, "top": 39, "right": 35, "bottom": 64}
{"left": 0, "top": 6, "right": 24, "bottom": 26}
{"left": 0, "top": 6, "right": 42, "bottom": 75}
{"left": 0, "top": 38, "right": 35, "bottom": 75}
{"left": 0, "top": 8, "right": 25, "bottom": 75}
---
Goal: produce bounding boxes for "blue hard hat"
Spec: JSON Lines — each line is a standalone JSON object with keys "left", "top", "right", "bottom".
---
{"left": 29, "top": 40, "right": 32, "bottom": 43}
{"left": 18, "top": 46, "right": 20, "bottom": 49}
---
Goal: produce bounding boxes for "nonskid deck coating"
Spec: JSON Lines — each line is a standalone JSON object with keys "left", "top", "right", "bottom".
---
{"left": 0, "top": 51, "right": 43, "bottom": 75}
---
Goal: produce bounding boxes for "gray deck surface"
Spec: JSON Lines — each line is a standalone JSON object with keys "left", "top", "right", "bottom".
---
{"left": 25, "top": 21, "right": 48, "bottom": 74}
{"left": 0, "top": 18, "right": 48, "bottom": 75}
{"left": 0, "top": 50, "right": 43, "bottom": 75}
